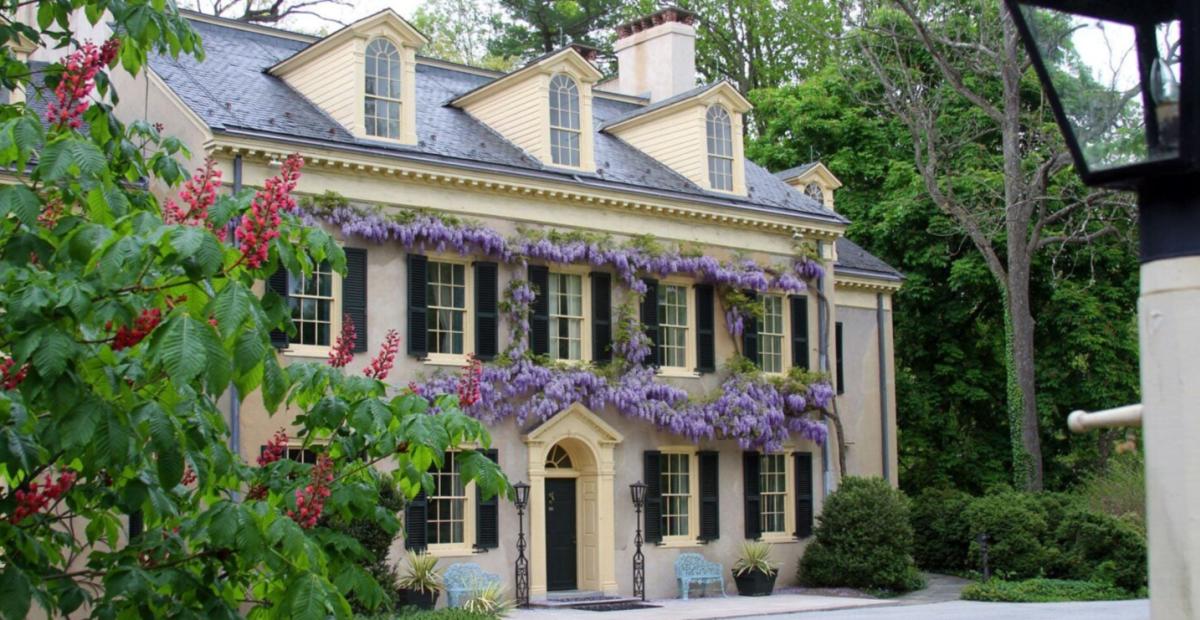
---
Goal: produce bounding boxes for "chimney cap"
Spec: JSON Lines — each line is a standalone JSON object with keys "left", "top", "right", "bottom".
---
{"left": 568, "top": 43, "right": 601, "bottom": 63}
{"left": 615, "top": 6, "right": 698, "bottom": 39}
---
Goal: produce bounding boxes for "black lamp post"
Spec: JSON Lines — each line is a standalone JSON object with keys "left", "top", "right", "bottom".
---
{"left": 513, "top": 481, "right": 530, "bottom": 608}
{"left": 630, "top": 481, "right": 647, "bottom": 601}
{"left": 1004, "top": 1, "right": 1199, "bottom": 615}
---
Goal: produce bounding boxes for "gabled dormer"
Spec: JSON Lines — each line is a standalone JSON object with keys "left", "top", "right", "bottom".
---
{"left": 776, "top": 162, "right": 843, "bottom": 212}
{"left": 451, "top": 48, "right": 603, "bottom": 172}
{"left": 601, "top": 81, "right": 752, "bottom": 196}
{"left": 269, "top": 10, "right": 427, "bottom": 145}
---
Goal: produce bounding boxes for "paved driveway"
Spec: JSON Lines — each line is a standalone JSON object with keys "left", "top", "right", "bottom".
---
{"left": 751, "top": 599, "right": 1149, "bottom": 620}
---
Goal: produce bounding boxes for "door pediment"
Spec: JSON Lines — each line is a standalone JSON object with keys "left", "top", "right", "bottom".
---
{"left": 523, "top": 402, "right": 624, "bottom": 445}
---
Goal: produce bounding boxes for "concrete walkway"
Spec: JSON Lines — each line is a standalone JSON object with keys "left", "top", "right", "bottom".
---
{"left": 891, "top": 573, "right": 971, "bottom": 605}
{"left": 753, "top": 599, "right": 1149, "bottom": 619}
{"left": 508, "top": 593, "right": 891, "bottom": 620}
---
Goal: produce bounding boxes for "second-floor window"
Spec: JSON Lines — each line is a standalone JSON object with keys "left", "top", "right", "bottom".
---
{"left": 365, "top": 38, "right": 402, "bottom": 139}
{"left": 657, "top": 284, "right": 689, "bottom": 368}
{"left": 759, "top": 295, "right": 785, "bottom": 373}
{"left": 288, "top": 261, "right": 336, "bottom": 348}
{"left": 427, "top": 262, "right": 466, "bottom": 355}
{"left": 549, "top": 272, "right": 584, "bottom": 361}
{"left": 706, "top": 105, "right": 734, "bottom": 191}
{"left": 549, "top": 74, "right": 581, "bottom": 167}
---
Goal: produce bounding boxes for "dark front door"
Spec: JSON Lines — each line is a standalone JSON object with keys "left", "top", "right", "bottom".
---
{"left": 545, "top": 478, "right": 577, "bottom": 591}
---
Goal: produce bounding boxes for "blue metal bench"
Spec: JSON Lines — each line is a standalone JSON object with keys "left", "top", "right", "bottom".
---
{"left": 444, "top": 562, "right": 501, "bottom": 608}
{"left": 674, "top": 553, "right": 727, "bottom": 599}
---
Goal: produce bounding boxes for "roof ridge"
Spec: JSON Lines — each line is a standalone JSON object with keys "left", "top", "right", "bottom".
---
{"left": 181, "top": 9, "right": 318, "bottom": 43}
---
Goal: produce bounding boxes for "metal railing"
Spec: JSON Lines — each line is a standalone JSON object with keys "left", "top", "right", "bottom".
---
{"left": 1067, "top": 404, "right": 1143, "bottom": 433}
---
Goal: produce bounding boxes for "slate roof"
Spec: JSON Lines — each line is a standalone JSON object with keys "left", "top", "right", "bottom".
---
{"left": 775, "top": 162, "right": 819, "bottom": 181}
{"left": 145, "top": 14, "right": 899, "bottom": 278}
{"left": 836, "top": 238, "right": 903, "bottom": 281}
{"left": 597, "top": 81, "right": 726, "bottom": 129}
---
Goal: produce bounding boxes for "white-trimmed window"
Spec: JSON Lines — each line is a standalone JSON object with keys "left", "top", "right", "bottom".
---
{"left": 804, "top": 182, "right": 824, "bottom": 203}
{"left": 661, "top": 452, "right": 692, "bottom": 538}
{"left": 428, "top": 452, "right": 470, "bottom": 547}
{"left": 364, "top": 37, "right": 402, "bottom": 140}
{"left": 658, "top": 284, "right": 689, "bottom": 368}
{"left": 760, "top": 453, "right": 789, "bottom": 534}
{"left": 548, "top": 272, "right": 584, "bottom": 361}
{"left": 759, "top": 295, "right": 785, "bottom": 373}
{"left": 288, "top": 261, "right": 339, "bottom": 349}
{"left": 549, "top": 74, "right": 581, "bottom": 167}
{"left": 427, "top": 261, "right": 467, "bottom": 356}
{"left": 706, "top": 105, "right": 734, "bottom": 191}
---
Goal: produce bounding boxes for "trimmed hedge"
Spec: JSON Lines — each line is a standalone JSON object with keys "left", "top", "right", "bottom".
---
{"left": 964, "top": 491, "right": 1048, "bottom": 579}
{"left": 798, "top": 477, "right": 924, "bottom": 593}
{"left": 961, "top": 578, "right": 1135, "bottom": 603}
{"left": 1051, "top": 509, "right": 1147, "bottom": 593}
{"left": 910, "top": 487, "right": 972, "bottom": 572}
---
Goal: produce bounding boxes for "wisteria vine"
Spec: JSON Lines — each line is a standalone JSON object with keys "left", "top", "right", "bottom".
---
{"left": 302, "top": 192, "right": 834, "bottom": 451}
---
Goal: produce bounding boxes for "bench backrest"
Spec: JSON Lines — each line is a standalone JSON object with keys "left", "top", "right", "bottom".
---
{"left": 444, "top": 563, "right": 499, "bottom": 591}
{"left": 674, "top": 553, "right": 720, "bottom": 577}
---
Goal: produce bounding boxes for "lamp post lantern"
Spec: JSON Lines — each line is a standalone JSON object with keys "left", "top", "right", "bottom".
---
{"left": 1003, "top": 1, "right": 1199, "bottom": 616}
{"left": 630, "top": 481, "right": 647, "bottom": 601}
{"left": 513, "top": 481, "right": 530, "bottom": 608}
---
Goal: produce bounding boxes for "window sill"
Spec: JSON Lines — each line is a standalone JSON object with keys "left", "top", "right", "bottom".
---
{"left": 423, "top": 354, "right": 471, "bottom": 368}
{"left": 282, "top": 346, "right": 332, "bottom": 359}
{"left": 656, "top": 368, "right": 700, "bottom": 379}
{"left": 657, "top": 538, "right": 704, "bottom": 549}
{"left": 425, "top": 545, "right": 478, "bottom": 558}
{"left": 761, "top": 534, "right": 801, "bottom": 544}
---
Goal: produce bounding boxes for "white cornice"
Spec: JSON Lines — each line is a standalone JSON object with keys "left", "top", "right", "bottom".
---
{"left": 834, "top": 274, "right": 902, "bottom": 292}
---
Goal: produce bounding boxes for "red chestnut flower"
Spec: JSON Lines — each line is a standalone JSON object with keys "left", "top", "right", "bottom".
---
{"left": 257, "top": 428, "right": 288, "bottom": 467}
{"left": 164, "top": 158, "right": 224, "bottom": 239}
{"left": 364, "top": 329, "right": 400, "bottom": 380}
{"left": 46, "top": 39, "right": 120, "bottom": 129}
{"left": 112, "top": 308, "right": 163, "bottom": 351}
{"left": 327, "top": 315, "right": 356, "bottom": 368}
{"left": 457, "top": 354, "right": 482, "bottom": 407}
{"left": 288, "top": 454, "right": 333, "bottom": 529}
{"left": 1, "top": 358, "right": 28, "bottom": 390}
{"left": 10, "top": 471, "right": 76, "bottom": 523}
{"left": 235, "top": 153, "right": 303, "bottom": 268}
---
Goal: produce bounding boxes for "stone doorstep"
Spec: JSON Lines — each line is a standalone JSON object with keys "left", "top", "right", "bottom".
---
{"left": 511, "top": 593, "right": 893, "bottom": 619}
{"left": 527, "top": 592, "right": 647, "bottom": 608}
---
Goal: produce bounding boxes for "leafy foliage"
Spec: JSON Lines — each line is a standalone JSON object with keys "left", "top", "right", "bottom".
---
{"left": 961, "top": 578, "right": 1135, "bottom": 603}
{"left": 910, "top": 487, "right": 972, "bottom": 572}
{"left": 0, "top": 3, "right": 509, "bottom": 618}
{"left": 1050, "top": 509, "right": 1147, "bottom": 593}
{"left": 963, "top": 491, "right": 1049, "bottom": 579}
{"left": 797, "top": 477, "right": 923, "bottom": 593}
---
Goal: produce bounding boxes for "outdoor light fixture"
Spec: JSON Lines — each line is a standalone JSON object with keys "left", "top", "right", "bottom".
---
{"left": 630, "top": 481, "right": 647, "bottom": 601}
{"left": 513, "top": 481, "right": 530, "bottom": 608}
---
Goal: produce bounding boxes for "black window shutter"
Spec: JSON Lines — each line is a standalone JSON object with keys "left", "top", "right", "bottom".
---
{"left": 742, "top": 291, "right": 759, "bottom": 367}
{"left": 743, "top": 451, "right": 762, "bottom": 540}
{"left": 344, "top": 248, "right": 368, "bottom": 353}
{"left": 591, "top": 272, "right": 612, "bottom": 363}
{"left": 404, "top": 491, "right": 428, "bottom": 551}
{"left": 475, "top": 448, "right": 500, "bottom": 549}
{"left": 794, "top": 452, "right": 814, "bottom": 538}
{"left": 698, "top": 450, "right": 719, "bottom": 542}
{"left": 267, "top": 267, "right": 290, "bottom": 348}
{"left": 406, "top": 254, "right": 428, "bottom": 358}
{"left": 790, "top": 295, "right": 809, "bottom": 370}
{"left": 643, "top": 451, "right": 663, "bottom": 544}
{"left": 694, "top": 284, "right": 716, "bottom": 373}
{"left": 835, "top": 322, "right": 845, "bottom": 394}
{"left": 640, "top": 279, "right": 659, "bottom": 366}
{"left": 528, "top": 265, "right": 550, "bottom": 356}
{"left": 475, "top": 262, "right": 499, "bottom": 360}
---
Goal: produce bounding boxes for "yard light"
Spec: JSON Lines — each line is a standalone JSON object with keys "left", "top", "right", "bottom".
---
{"left": 513, "top": 481, "right": 530, "bottom": 607}
{"left": 1004, "top": 1, "right": 1200, "bottom": 617}
{"left": 630, "top": 481, "right": 647, "bottom": 600}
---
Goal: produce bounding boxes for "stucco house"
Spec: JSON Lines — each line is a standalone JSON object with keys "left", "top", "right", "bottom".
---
{"left": 64, "top": 6, "right": 902, "bottom": 603}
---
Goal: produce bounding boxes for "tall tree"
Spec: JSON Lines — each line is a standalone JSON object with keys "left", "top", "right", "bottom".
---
{"left": 845, "top": 0, "right": 1135, "bottom": 490}
{"left": 413, "top": 0, "right": 517, "bottom": 70}
{"left": 182, "top": 0, "right": 351, "bottom": 25}
{"left": 488, "top": 0, "right": 625, "bottom": 61}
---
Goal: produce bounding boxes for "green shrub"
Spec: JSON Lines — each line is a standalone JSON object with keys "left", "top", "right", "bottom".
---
{"left": 798, "top": 477, "right": 924, "bottom": 593}
{"left": 961, "top": 578, "right": 1134, "bottom": 603}
{"left": 326, "top": 477, "right": 407, "bottom": 612}
{"left": 910, "top": 487, "right": 972, "bottom": 571}
{"left": 1078, "top": 453, "right": 1145, "bottom": 528}
{"left": 1052, "top": 509, "right": 1147, "bottom": 592}
{"left": 964, "top": 491, "right": 1047, "bottom": 579}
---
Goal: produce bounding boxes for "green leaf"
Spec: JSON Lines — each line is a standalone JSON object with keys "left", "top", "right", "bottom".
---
{"left": 287, "top": 574, "right": 328, "bottom": 620}
{"left": 37, "top": 136, "right": 106, "bottom": 182}
{"left": 154, "top": 315, "right": 208, "bottom": 384}
{"left": 32, "top": 329, "right": 74, "bottom": 379}
{"left": 262, "top": 355, "right": 288, "bottom": 413}
{"left": 0, "top": 564, "right": 32, "bottom": 620}
{"left": 60, "top": 401, "right": 99, "bottom": 450}
{"left": 150, "top": 407, "right": 183, "bottom": 488}
{"left": 0, "top": 185, "right": 40, "bottom": 227}
{"left": 213, "top": 282, "right": 253, "bottom": 339}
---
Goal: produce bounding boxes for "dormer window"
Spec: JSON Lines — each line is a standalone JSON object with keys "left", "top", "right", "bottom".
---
{"left": 549, "top": 74, "right": 582, "bottom": 167}
{"left": 804, "top": 182, "right": 824, "bottom": 202}
{"left": 364, "top": 38, "right": 402, "bottom": 139}
{"left": 706, "top": 105, "right": 734, "bottom": 191}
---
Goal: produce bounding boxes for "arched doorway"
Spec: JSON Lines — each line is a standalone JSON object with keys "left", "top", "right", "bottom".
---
{"left": 524, "top": 403, "right": 623, "bottom": 597}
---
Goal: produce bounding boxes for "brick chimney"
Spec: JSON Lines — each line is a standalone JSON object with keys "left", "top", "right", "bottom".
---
{"left": 612, "top": 7, "right": 697, "bottom": 102}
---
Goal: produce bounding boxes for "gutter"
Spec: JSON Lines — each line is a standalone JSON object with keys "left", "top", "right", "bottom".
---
{"left": 877, "top": 293, "right": 890, "bottom": 483}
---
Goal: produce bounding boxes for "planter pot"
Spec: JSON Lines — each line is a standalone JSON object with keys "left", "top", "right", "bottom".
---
{"left": 399, "top": 588, "right": 440, "bottom": 609}
{"left": 732, "top": 569, "right": 778, "bottom": 596}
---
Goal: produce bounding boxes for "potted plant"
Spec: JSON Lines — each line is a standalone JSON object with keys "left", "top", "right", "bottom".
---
{"left": 396, "top": 551, "right": 443, "bottom": 609}
{"left": 732, "top": 541, "right": 779, "bottom": 596}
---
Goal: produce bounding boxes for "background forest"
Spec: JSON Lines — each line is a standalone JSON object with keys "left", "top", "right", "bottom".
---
{"left": 192, "top": 0, "right": 1143, "bottom": 495}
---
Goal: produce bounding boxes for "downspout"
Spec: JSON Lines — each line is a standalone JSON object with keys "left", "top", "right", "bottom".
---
{"left": 877, "top": 293, "right": 890, "bottom": 483}
{"left": 817, "top": 241, "right": 832, "bottom": 498}
{"left": 229, "top": 154, "right": 243, "bottom": 460}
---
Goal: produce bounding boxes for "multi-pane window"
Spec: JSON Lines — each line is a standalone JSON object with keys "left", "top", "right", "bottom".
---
{"left": 548, "top": 273, "right": 583, "bottom": 361}
{"left": 760, "top": 454, "right": 788, "bottom": 534}
{"left": 549, "top": 74, "right": 581, "bottom": 167}
{"left": 428, "top": 452, "right": 467, "bottom": 545}
{"left": 706, "top": 105, "right": 734, "bottom": 191}
{"left": 427, "top": 262, "right": 466, "bottom": 355}
{"left": 759, "top": 295, "right": 785, "bottom": 373}
{"left": 657, "top": 285, "right": 688, "bottom": 368}
{"left": 804, "top": 182, "right": 824, "bottom": 203}
{"left": 364, "top": 38, "right": 402, "bottom": 139}
{"left": 661, "top": 453, "right": 691, "bottom": 537}
{"left": 288, "top": 262, "right": 335, "bottom": 347}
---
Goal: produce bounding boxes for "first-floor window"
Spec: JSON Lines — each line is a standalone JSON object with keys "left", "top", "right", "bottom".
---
{"left": 759, "top": 295, "right": 785, "bottom": 373}
{"left": 760, "top": 453, "right": 788, "bottom": 534}
{"left": 427, "top": 261, "right": 466, "bottom": 355}
{"left": 657, "top": 284, "right": 688, "bottom": 368}
{"left": 289, "top": 261, "right": 335, "bottom": 347}
{"left": 661, "top": 453, "right": 691, "bottom": 537}
{"left": 428, "top": 452, "right": 467, "bottom": 545}
{"left": 549, "top": 272, "right": 583, "bottom": 361}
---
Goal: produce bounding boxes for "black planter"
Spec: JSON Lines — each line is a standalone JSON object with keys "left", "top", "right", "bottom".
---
{"left": 399, "top": 588, "right": 439, "bottom": 609}
{"left": 732, "top": 569, "right": 778, "bottom": 596}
